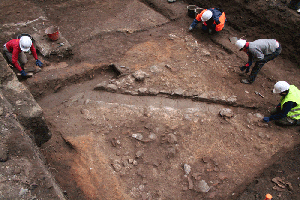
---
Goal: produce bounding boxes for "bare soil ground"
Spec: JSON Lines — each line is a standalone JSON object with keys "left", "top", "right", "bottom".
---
{"left": 1, "top": 0, "right": 300, "bottom": 199}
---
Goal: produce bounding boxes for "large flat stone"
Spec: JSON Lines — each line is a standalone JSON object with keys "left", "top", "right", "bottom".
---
{"left": 32, "top": 33, "right": 72, "bottom": 58}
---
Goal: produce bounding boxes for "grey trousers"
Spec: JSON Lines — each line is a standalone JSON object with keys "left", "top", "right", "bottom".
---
{"left": 2, "top": 46, "right": 27, "bottom": 71}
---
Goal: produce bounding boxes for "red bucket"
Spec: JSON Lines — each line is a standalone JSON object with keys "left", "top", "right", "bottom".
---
{"left": 45, "top": 26, "right": 60, "bottom": 41}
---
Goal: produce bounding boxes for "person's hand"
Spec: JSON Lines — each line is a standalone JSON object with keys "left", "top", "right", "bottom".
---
{"left": 239, "top": 66, "right": 246, "bottom": 71}
{"left": 188, "top": 26, "right": 193, "bottom": 32}
{"left": 20, "top": 70, "right": 27, "bottom": 77}
{"left": 263, "top": 117, "right": 270, "bottom": 122}
{"left": 245, "top": 66, "right": 250, "bottom": 73}
{"left": 36, "top": 59, "right": 43, "bottom": 67}
{"left": 239, "top": 66, "right": 250, "bottom": 73}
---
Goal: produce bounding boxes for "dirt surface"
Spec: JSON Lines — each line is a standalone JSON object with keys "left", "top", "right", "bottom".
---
{"left": 1, "top": 0, "right": 300, "bottom": 199}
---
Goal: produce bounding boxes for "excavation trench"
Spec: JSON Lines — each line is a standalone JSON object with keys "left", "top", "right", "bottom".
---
{"left": 36, "top": 69, "right": 299, "bottom": 200}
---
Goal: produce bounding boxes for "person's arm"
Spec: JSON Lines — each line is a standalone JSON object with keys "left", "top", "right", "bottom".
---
{"left": 269, "top": 101, "right": 296, "bottom": 120}
{"left": 190, "top": 11, "right": 205, "bottom": 30}
{"left": 11, "top": 49, "right": 23, "bottom": 72}
{"left": 30, "top": 44, "right": 38, "bottom": 60}
{"left": 190, "top": 18, "right": 200, "bottom": 29}
{"left": 252, "top": 48, "right": 264, "bottom": 61}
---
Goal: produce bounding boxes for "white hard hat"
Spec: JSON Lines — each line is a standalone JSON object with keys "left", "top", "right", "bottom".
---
{"left": 201, "top": 10, "right": 213, "bottom": 22}
{"left": 19, "top": 36, "right": 32, "bottom": 52}
{"left": 235, "top": 39, "right": 246, "bottom": 50}
{"left": 273, "top": 81, "right": 290, "bottom": 93}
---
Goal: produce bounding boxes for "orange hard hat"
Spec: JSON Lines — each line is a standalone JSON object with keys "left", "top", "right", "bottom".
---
{"left": 265, "top": 194, "right": 272, "bottom": 199}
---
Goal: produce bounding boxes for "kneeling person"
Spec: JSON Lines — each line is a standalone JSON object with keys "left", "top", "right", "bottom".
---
{"left": 264, "top": 81, "right": 300, "bottom": 126}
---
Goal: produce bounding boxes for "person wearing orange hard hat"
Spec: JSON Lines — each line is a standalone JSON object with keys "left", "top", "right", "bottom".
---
{"left": 263, "top": 81, "right": 300, "bottom": 126}
{"left": 189, "top": 8, "right": 226, "bottom": 34}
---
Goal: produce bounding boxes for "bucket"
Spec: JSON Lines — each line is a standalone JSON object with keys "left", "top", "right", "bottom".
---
{"left": 195, "top": 8, "right": 204, "bottom": 14}
{"left": 187, "top": 5, "right": 197, "bottom": 18}
{"left": 45, "top": 26, "right": 60, "bottom": 41}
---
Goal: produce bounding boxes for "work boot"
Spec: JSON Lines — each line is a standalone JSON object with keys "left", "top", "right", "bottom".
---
{"left": 275, "top": 117, "right": 296, "bottom": 126}
{"left": 240, "top": 79, "right": 252, "bottom": 84}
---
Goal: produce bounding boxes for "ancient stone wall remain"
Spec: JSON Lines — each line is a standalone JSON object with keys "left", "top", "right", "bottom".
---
{"left": 0, "top": 54, "right": 65, "bottom": 199}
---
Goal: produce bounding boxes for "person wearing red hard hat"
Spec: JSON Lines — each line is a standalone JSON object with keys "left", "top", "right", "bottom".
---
{"left": 2, "top": 34, "right": 43, "bottom": 78}
{"left": 263, "top": 81, "right": 300, "bottom": 126}
{"left": 235, "top": 38, "right": 282, "bottom": 84}
{"left": 189, "top": 8, "right": 226, "bottom": 34}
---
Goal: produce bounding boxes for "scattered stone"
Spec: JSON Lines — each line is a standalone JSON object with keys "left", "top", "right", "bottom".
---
{"left": 148, "top": 88, "right": 159, "bottom": 95}
{"left": 165, "top": 64, "right": 172, "bottom": 71}
{"left": 253, "top": 113, "right": 264, "bottom": 119}
{"left": 184, "top": 164, "right": 191, "bottom": 175}
{"left": 54, "top": 84, "right": 62, "bottom": 93}
{"left": 227, "top": 96, "right": 237, "bottom": 103}
{"left": 194, "top": 180, "right": 210, "bottom": 193}
{"left": 0, "top": 107, "right": 3, "bottom": 116}
{"left": 173, "top": 88, "right": 185, "bottom": 96}
{"left": 188, "top": 177, "right": 194, "bottom": 190}
{"left": 128, "top": 159, "right": 134, "bottom": 164}
{"left": 106, "top": 84, "right": 118, "bottom": 92}
{"left": 200, "top": 49, "right": 211, "bottom": 56}
{"left": 273, "top": 185, "right": 285, "bottom": 192}
{"left": 219, "top": 108, "right": 234, "bottom": 118}
{"left": 19, "top": 188, "right": 28, "bottom": 196}
{"left": 112, "top": 160, "right": 122, "bottom": 172}
{"left": 148, "top": 133, "right": 157, "bottom": 140}
{"left": 133, "top": 160, "right": 138, "bottom": 166}
{"left": 94, "top": 81, "right": 107, "bottom": 90}
{"left": 150, "top": 65, "right": 162, "bottom": 73}
{"left": 80, "top": 109, "right": 89, "bottom": 115}
{"left": 135, "top": 150, "right": 144, "bottom": 158}
{"left": 138, "top": 88, "right": 148, "bottom": 95}
{"left": 132, "top": 70, "right": 148, "bottom": 81}
{"left": 159, "top": 90, "right": 171, "bottom": 95}
{"left": 132, "top": 133, "right": 143, "bottom": 141}
{"left": 167, "top": 133, "right": 178, "bottom": 144}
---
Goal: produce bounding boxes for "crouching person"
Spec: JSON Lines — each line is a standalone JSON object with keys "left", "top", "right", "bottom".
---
{"left": 263, "top": 81, "right": 300, "bottom": 126}
{"left": 2, "top": 35, "right": 43, "bottom": 78}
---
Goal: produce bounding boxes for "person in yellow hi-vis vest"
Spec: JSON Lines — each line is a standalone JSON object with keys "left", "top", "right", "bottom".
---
{"left": 263, "top": 81, "right": 300, "bottom": 126}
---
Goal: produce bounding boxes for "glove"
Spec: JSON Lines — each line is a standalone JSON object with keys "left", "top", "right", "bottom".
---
{"left": 263, "top": 117, "right": 270, "bottom": 123}
{"left": 245, "top": 66, "right": 250, "bottom": 73}
{"left": 20, "top": 70, "right": 27, "bottom": 77}
{"left": 36, "top": 59, "right": 43, "bottom": 67}
{"left": 240, "top": 66, "right": 250, "bottom": 73}
{"left": 188, "top": 26, "right": 193, "bottom": 32}
{"left": 240, "top": 66, "right": 247, "bottom": 71}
